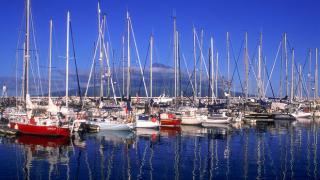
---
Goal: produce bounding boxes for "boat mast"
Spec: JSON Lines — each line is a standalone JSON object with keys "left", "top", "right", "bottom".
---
{"left": 122, "top": 35, "right": 125, "bottom": 96}
{"left": 98, "top": 2, "right": 104, "bottom": 98}
{"left": 126, "top": 11, "right": 130, "bottom": 98}
{"left": 244, "top": 32, "right": 249, "bottom": 99}
{"left": 48, "top": 19, "right": 53, "bottom": 99}
{"left": 24, "top": 0, "right": 31, "bottom": 103}
{"left": 290, "top": 48, "right": 295, "bottom": 102}
{"left": 258, "top": 33, "right": 263, "bottom": 99}
{"left": 199, "top": 29, "right": 203, "bottom": 97}
{"left": 210, "top": 37, "right": 214, "bottom": 103}
{"left": 227, "top": 32, "right": 230, "bottom": 95}
{"left": 176, "top": 30, "right": 180, "bottom": 99}
{"left": 216, "top": 52, "right": 219, "bottom": 99}
{"left": 284, "top": 33, "right": 288, "bottom": 97}
{"left": 150, "top": 34, "right": 153, "bottom": 98}
{"left": 66, "top": 11, "right": 70, "bottom": 108}
{"left": 308, "top": 49, "right": 312, "bottom": 100}
{"left": 173, "top": 17, "right": 177, "bottom": 100}
{"left": 299, "top": 64, "right": 302, "bottom": 99}
{"left": 315, "top": 48, "right": 318, "bottom": 99}
{"left": 193, "top": 27, "right": 197, "bottom": 101}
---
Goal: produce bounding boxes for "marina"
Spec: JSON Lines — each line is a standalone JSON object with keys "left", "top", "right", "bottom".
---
{"left": 0, "top": 0, "right": 320, "bottom": 179}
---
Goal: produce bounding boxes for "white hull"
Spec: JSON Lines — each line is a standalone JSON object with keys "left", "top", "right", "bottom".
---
{"left": 202, "top": 117, "right": 232, "bottom": 127}
{"left": 181, "top": 115, "right": 205, "bottom": 125}
{"left": 291, "top": 111, "right": 311, "bottom": 118}
{"left": 89, "top": 120, "right": 134, "bottom": 131}
{"left": 135, "top": 120, "right": 159, "bottom": 128}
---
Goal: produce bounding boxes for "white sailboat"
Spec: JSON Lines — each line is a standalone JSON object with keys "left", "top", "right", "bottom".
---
{"left": 202, "top": 112, "right": 232, "bottom": 127}
{"left": 178, "top": 107, "right": 206, "bottom": 125}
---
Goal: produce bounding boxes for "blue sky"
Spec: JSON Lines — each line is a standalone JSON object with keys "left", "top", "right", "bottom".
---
{"left": 0, "top": 0, "right": 320, "bottom": 96}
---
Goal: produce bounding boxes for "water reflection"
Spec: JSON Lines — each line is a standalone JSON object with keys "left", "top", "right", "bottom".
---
{"left": 0, "top": 120, "right": 319, "bottom": 179}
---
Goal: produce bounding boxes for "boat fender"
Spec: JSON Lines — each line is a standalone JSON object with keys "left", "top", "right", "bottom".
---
{"left": 151, "top": 117, "right": 157, "bottom": 122}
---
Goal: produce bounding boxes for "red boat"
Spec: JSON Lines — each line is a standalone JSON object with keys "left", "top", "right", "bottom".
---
{"left": 9, "top": 117, "right": 70, "bottom": 137}
{"left": 159, "top": 113, "right": 181, "bottom": 127}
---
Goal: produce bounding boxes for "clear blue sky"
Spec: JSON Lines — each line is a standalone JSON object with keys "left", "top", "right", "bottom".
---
{"left": 0, "top": 0, "right": 320, "bottom": 96}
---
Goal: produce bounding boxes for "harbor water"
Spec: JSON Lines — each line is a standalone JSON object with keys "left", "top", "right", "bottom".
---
{"left": 0, "top": 120, "right": 319, "bottom": 179}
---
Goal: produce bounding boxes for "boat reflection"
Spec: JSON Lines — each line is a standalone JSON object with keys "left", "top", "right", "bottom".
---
{"left": 15, "top": 135, "right": 71, "bottom": 180}
{"left": 136, "top": 128, "right": 160, "bottom": 142}
{"left": 160, "top": 126, "right": 181, "bottom": 137}
{"left": 87, "top": 130, "right": 136, "bottom": 145}
{"left": 1, "top": 119, "right": 318, "bottom": 179}
{"left": 180, "top": 125, "right": 206, "bottom": 137}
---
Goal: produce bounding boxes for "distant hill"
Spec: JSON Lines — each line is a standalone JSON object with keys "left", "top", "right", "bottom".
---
{"left": 152, "top": 63, "right": 172, "bottom": 69}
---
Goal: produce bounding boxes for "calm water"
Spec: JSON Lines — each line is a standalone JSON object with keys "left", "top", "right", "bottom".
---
{"left": 0, "top": 120, "right": 319, "bottom": 179}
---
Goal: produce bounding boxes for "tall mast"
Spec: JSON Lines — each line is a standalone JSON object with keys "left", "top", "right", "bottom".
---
{"left": 290, "top": 48, "right": 295, "bottom": 102}
{"left": 227, "top": 32, "right": 230, "bottom": 95}
{"left": 126, "top": 11, "right": 130, "bottom": 98}
{"left": 48, "top": 19, "right": 53, "bottom": 99}
{"left": 284, "top": 33, "right": 288, "bottom": 97}
{"left": 24, "top": 0, "right": 31, "bottom": 102}
{"left": 244, "top": 32, "right": 248, "bottom": 99}
{"left": 216, "top": 52, "right": 219, "bottom": 99}
{"left": 173, "top": 17, "right": 177, "bottom": 100}
{"left": 150, "top": 34, "right": 153, "bottom": 98}
{"left": 258, "top": 33, "right": 262, "bottom": 99}
{"left": 176, "top": 30, "right": 180, "bottom": 99}
{"left": 210, "top": 37, "right": 214, "bottom": 102}
{"left": 299, "top": 64, "right": 302, "bottom": 99}
{"left": 315, "top": 48, "right": 318, "bottom": 99}
{"left": 193, "top": 27, "right": 197, "bottom": 101}
{"left": 308, "top": 49, "right": 312, "bottom": 100}
{"left": 66, "top": 11, "right": 70, "bottom": 108}
{"left": 122, "top": 35, "right": 125, "bottom": 96}
{"left": 98, "top": 3, "right": 104, "bottom": 98}
{"left": 199, "top": 29, "right": 203, "bottom": 97}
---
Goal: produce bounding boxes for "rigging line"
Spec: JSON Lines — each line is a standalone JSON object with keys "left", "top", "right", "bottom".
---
{"left": 16, "top": 5, "right": 26, "bottom": 100}
{"left": 195, "top": 31, "right": 214, "bottom": 94}
{"left": 101, "top": 36, "right": 117, "bottom": 103}
{"left": 70, "top": 21, "right": 82, "bottom": 104}
{"left": 247, "top": 42, "right": 259, "bottom": 96}
{"left": 229, "top": 38, "right": 244, "bottom": 94}
{"left": 83, "top": 35, "right": 100, "bottom": 108}
{"left": 182, "top": 53, "right": 195, "bottom": 96}
{"left": 137, "top": 39, "right": 150, "bottom": 96}
{"left": 154, "top": 42, "right": 169, "bottom": 96}
{"left": 293, "top": 66, "right": 309, "bottom": 99}
{"left": 263, "top": 41, "right": 282, "bottom": 98}
{"left": 262, "top": 56, "right": 275, "bottom": 98}
{"left": 113, "top": 52, "right": 123, "bottom": 97}
{"left": 182, "top": 41, "right": 207, "bottom": 99}
{"left": 129, "top": 17, "right": 149, "bottom": 97}
{"left": 29, "top": 53, "right": 38, "bottom": 96}
{"left": 30, "top": 9, "right": 44, "bottom": 97}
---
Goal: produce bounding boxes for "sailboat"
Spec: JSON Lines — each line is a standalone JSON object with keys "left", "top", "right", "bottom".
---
{"left": 178, "top": 106, "right": 206, "bottom": 125}
{"left": 9, "top": 1, "right": 70, "bottom": 137}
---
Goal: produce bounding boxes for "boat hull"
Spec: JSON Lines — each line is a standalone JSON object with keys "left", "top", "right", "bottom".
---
{"left": 181, "top": 116, "right": 204, "bottom": 125}
{"left": 9, "top": 122, "right": 70, "bottom": 137}
{"left": 136, "top": 120, "right": 159, "bottom": 128}
{"left": 89, "top": 121, "right": 134, "bottom": 131}
{"left": 202, "top": 117, "right": 232, "bottom": 127}
{"left": 160, "top": 119, "right": 181, "bottom": 127}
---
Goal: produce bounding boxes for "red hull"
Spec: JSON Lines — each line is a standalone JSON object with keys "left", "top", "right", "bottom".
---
{"left": 9, "top": 122, "right": 70, "bottom": 137}
{"left": 17, "top": 135, "right": 70, "bottom": 147}
{"left": 160, "top": 119, "right": 181, "bottom": 127}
